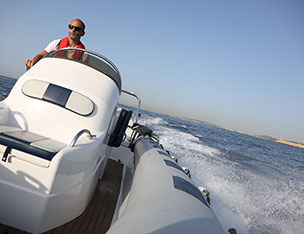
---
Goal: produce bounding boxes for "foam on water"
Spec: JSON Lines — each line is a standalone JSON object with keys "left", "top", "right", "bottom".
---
{"left": 138, "top": 110, "right": 304, "bottom": 234}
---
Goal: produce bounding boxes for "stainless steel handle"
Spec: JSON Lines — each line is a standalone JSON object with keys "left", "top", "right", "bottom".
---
{"left": 70, "top": 129, "right": 95, "bottom": 147}
{"left": 121, "top": 90, "right": 141, "bottom": 123}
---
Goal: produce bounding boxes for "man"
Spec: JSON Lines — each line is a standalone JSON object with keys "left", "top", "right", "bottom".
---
{"left": 24, "top": 19, "right": 86, "bottom": 68}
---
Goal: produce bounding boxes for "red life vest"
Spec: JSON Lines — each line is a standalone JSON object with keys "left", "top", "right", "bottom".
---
{"left": 57, "top": 37, "right": 85, "bottom": 60}
{"left": 58, "top": 37, "right": 85, "bottom": 50}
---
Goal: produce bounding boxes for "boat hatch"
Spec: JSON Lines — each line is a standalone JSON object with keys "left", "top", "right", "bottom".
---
{"left": 22, "top": 79, "right": 94, "bottom": 116}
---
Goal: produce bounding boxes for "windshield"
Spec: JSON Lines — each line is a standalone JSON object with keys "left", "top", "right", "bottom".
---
{"left": 45, "top": 48, "right": 121, "bottom": 91}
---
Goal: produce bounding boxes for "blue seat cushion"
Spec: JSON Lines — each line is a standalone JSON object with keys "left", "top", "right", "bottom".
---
{"left": 0, "top": 131, "right": 64, "bottom": 161}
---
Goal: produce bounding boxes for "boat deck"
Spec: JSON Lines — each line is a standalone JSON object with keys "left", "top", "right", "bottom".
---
{"left": 0, "top": 159, "right": 123, "bottom": 234}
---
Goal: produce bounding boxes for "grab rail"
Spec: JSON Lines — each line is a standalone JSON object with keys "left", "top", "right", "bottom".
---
{"left": 70, "top": 129, "right": 95, "bottom": 147}
{"left": 121, "top": 90, "right": 141, "bottom": 123}
{"left": 50, "top": 48, "right": 121, "bottom": 81}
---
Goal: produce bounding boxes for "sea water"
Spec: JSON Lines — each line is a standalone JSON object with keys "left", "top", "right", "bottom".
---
{"left": 1, "top": 75, "right": 303, "bottom": 234}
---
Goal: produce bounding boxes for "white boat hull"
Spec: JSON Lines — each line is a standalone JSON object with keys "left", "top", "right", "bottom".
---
{"left": 0, "top": 48, "right": 228, "bottom": 233}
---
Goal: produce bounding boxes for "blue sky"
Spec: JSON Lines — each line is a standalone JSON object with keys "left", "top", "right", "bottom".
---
{"left": 1, "top": 0, "right": 303, "bottom": 142}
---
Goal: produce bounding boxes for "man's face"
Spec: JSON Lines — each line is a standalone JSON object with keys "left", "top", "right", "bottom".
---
{"left": 68, "top": 20, "right": 85, "bottom": 41}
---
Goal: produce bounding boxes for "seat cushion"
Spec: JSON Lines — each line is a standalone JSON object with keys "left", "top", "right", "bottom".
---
{"left": 31, "top": 138, "right": 67, "bottom": 153}
{"left": 0, "top": 130, "right": 66, "bottom": 161}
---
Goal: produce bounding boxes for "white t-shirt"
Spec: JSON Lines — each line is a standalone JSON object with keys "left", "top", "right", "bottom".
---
{"left": 44, "top": 39, "right": 61, "bottom": 53}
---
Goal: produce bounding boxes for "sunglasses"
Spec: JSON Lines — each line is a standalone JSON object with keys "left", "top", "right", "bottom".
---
{"left": 68, "top": 24, "right": 82, "bottom": 32}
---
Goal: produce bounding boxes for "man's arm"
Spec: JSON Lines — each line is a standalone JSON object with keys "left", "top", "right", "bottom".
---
{"left": 24, "top": 50, "right": 48, "bottom": 69}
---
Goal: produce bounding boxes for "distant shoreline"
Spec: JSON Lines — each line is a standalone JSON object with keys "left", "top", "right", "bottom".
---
{"left": 161, "top": 115, "right": 304, "bottom": 150}
{"left": 227, "top": 129, "right": 304, "bottom": 150}
{"left": 270, "top": 139, "right": 304, "bottom": 150}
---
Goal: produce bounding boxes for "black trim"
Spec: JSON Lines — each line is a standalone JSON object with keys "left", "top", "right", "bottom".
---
{"left": 43, "top": 84, "right": 72, "bottom": 107}
{"left": 158, "top": 150, "right": 170, "bottom": 158}
{"left": 173, "top": 176, "right": 210, "bottom": 208}
{"left": 2, "top": 147, "right": 11, "bottom": 162}
{"left": 164, "top": 159, "right": 184, "bottom": 173}
{"left": 108, "top": 109, "right": 133, "bottom": 147}
{"left": 152, "top": 144, "right": 161, "bottom": 149}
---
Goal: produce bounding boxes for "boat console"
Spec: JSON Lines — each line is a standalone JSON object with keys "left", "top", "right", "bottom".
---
{"left": 0, "top": 48, "right": 125, "bottom": 233}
